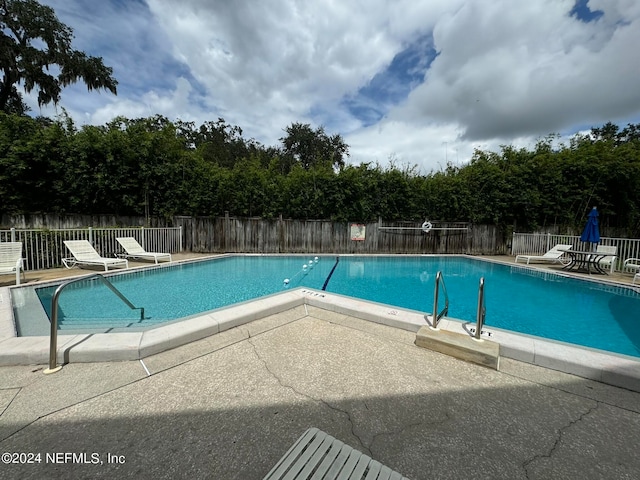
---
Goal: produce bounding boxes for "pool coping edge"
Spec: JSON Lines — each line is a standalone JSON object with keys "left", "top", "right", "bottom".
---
{"left": 2, "top": 269, "right": 640, "bottom": 393}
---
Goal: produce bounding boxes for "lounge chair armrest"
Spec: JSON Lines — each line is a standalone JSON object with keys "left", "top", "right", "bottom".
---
{"left": 624, "top": 258, "right": 640, "bottom": 266}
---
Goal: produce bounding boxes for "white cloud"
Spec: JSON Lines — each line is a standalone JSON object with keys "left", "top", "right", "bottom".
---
{"left": 145, "top": 0, "right": 408, "bottom": 133}
{"left": 88, "top": 77, "right": 195, "bottom": 125}
{"left": 142, "top": 0, "right": 473, "bottom": 156}
{"left": 389, "top": 0, "right": 640, "bottom": 139}
{"left": 344, "top": 117, "right": 544, "bottom": 175}
{"left": 25, "top": 0, "right": 640, "bottom": 173}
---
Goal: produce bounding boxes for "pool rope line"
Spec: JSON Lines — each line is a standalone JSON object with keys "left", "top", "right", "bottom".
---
{"left": 322, "top": 256, "right": 340, "bottom": 291}
{"left": 283, "top": 257, "right": 320, "bottom": 288}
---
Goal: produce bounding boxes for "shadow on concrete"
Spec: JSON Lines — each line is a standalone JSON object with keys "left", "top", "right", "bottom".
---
{"left": 2, "top": 377, "right": 640, "bottom": 480}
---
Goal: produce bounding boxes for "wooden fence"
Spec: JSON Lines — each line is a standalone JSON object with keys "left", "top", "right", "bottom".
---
{"left": 174, "top": 215, "right": 507, "bottom": 255}
{"left": 2, "top": 214, "right": 508, "bottom": 262}
{"left": 11, "top": 214, "right": 640, "bottom": 272}
{"left": 1, "top": 214, "right": 170, "bottom": 229}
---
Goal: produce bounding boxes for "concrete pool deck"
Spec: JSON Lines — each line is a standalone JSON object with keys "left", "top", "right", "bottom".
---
{"left": 1, "top": 253, "right": 639, "bottom": 391}
{"left": 2, "top": 306, "right": 640, "bottom": 479}
{"left": 1, "top": 254, "right": 640, "bottom": 478}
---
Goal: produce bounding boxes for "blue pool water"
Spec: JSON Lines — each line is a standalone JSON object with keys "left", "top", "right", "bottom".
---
{"left": 30, "top": 255, "right": 640, "bottom": 358}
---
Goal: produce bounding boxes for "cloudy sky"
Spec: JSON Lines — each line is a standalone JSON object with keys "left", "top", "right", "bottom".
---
{"left": 25, "top": 0, "right": 640, "bottom": 173}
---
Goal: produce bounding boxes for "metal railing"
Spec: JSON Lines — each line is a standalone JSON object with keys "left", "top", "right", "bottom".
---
{"left": 0, "top": 226, "right": 182, "bottom": 271}
{"left": 474, "top": 277, "right": 486, "bottom": 340}
{"left": 431, "top": 271, "right": 449, "bottom": 329}
{"left": 512, "top": 232, "right": 640, "bottom": 273}
{"left": 44, "top": 273, "right": 145, "bottom": 374}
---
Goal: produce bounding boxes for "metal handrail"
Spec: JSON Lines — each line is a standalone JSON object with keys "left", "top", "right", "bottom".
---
{"left": 475, "top": 277, "right": 486, "bottom": 340}
{"left": 431, "top": 271, "right": 449, "bottom": 329}
{"left": 44, "top": 273, "right": 144, "bottom": 374}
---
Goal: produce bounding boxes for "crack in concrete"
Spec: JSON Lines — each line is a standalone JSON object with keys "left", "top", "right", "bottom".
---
{"left": 0, "top": 388, "right": 22, "bottom": 442}
{"left": 368, "top": 420, "right": 424, "bottom": 453}
{"left": 500, "top": 368, "right": 640, "bottom": 416}
{"left": 0, "top": 387, "right": 21, "bottom": 418}
{"left": 237, "top": 325, "right": 252, "bottom": 339}
{"left": 522, "top": 403, "right": 599, "bottom": 478}
{"left": 246, "top": 337, "right": 372, "bottom": 455}
{"left": 367, "top": 408, "right": 453, "bottom": 458}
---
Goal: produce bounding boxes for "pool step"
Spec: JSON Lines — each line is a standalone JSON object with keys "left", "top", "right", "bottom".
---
{"left": 58, "top": 317, "right": 168, "bottom": 330}
{"left": 415, "top": 325, "right": 500, "bottom": 370}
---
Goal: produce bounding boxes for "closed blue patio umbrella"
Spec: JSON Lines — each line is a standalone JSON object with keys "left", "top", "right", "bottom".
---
{"left": 580, "top": 207, "right": 600, "bottom": 250}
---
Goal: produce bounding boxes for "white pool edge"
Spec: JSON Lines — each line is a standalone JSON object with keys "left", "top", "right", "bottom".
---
{"left": 1, "top": 284, "right": 639, "bottom": 393}
{"left": 301, "top": 289, "right": 640, "bottom": 392}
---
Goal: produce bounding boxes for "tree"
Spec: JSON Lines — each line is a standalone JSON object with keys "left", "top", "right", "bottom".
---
{"left": 0, "top": 110, "right": 74, "bottom": 213}
{"left": 193, "top": 118, "right": 247, "bottom": 168}
{"left": 0, "top": 0, "right": 117, "bottom": 113}
{"left": 280, "top": 123, "right": 349, "bottom": 171}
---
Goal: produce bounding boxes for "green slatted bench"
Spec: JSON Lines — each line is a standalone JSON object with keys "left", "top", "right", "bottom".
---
{"left": 263, "top": 427, "right": 410, "bottom": 480}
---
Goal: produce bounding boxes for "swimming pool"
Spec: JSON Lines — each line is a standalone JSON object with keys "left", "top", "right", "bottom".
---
{"left": 17, "top": 255, "right": 640, "bottom": 358}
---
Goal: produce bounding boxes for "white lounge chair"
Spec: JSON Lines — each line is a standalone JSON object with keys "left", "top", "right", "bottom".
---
{"left": 594, "top": 245, "right": 617, "bottom": 274}
{"left": 634, "top": 273, "right": 640, "bottom": 285}
{"left": 116, "top": 237, "right": 171, "bottom": 264}
{"left": 62, "top": 240, "right": 128, "bottom": 271}
{"left": 263, "top": 427, "right": 410, "bottom": 480}
{"left": 623, "top": 257, "right": 640, "bottom": 274}
{"left": 515, "top": 244, "right": 573, "bottom": 265}
{"left": 0, "top": 242, "right": 25, "bottom": 285}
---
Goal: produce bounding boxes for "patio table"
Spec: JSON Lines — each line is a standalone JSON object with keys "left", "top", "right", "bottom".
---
{"left": 559, "top": 249, "right": 609, "bottom": 275}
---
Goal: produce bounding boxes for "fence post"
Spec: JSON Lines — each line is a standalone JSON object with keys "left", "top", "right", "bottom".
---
{"left": 224, "top": 211, "right": 231, "bottom": 253}
{"left": 10, "top": 227, "right": 16, "bottom": 242}
{"left": 546, "top": 232, "right": 551, "bottom": 252}
{"left": 88, "top": 226, "right": 93, "bottom": 244}
{"left": 179, "top": 226, "right": 183, "bottom": 252}
{"left": 141, "top": 226, "right": 145, "bottom": 248}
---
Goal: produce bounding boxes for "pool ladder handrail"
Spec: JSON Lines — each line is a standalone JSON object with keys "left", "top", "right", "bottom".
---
{"left": 44, "top": 273, "right": 145, "bottom": 374}
{"left": 431, "top": 271, "right": 449, "bottom": 329}
{"left": 475, "top": 277, "right": 486, "bottom": 340}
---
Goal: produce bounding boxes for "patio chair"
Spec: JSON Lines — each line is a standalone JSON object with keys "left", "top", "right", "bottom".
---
{"left": 0, "top": 242, "right": 25, "bottom": 285}
{"left": 262, "top": 427, "right": 409, "bottom": 480}
{"left": 594, "top": 245, "right": 617, "bottom": 274}
{"left": 515, "top": 244, "right": 573, "bottom": 265}
{"left": 116, "top": 237, "right": 171, "bottom": 264}
{"left": 62, "top": 240, "right": 128, "bottom": 271}
{"left": 634, "top": 273, "right": 640, "bottom": 286}
{"left": 623, "top": 257, "right": 640, "bottom": 274}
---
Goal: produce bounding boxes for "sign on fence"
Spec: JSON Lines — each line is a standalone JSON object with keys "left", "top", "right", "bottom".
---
{"left": 350, "top": 224, "right": 366, "bottom": 241}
